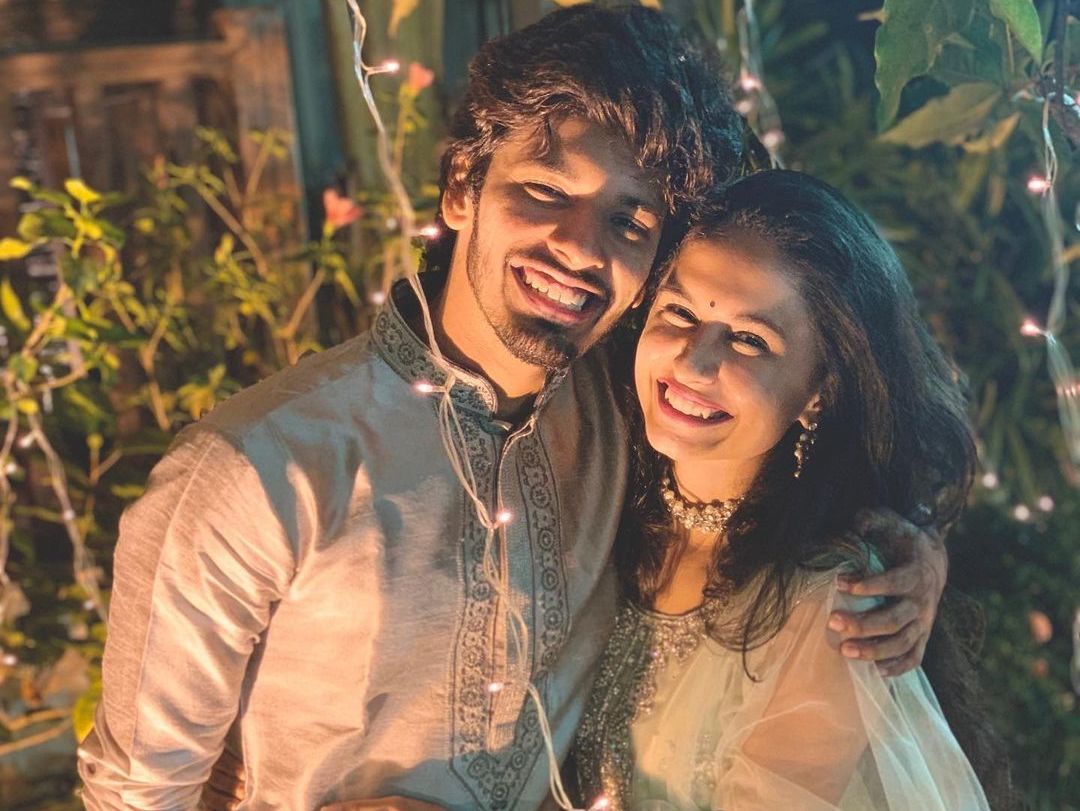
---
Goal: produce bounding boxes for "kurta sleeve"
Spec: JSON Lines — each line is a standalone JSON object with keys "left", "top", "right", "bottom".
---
{"left": 78, "top": 426, "right": 297, "bottom": 810}
{"left": 712, "top": 578, "right": 990, "bottom": 811}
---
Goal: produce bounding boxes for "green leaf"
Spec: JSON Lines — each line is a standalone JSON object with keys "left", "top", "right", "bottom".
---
{"left": 389, "top": 0, "right": 420, "bottom": 36}
{"left": 214, "top": 234, "right": 235, "bottom": 265}
{"left": 72, "top": 677, "right": 102, "bottom": 743}
{"left": 880, "top": 82, "right": 1002, "bottom": 148}
{"left": 0, "top": 237, "right": 33, "bottom": 262}
{"left": 8, "top": 354, "right": 38, "bottom": 384}
{"left": 1, "top": 279, "right": 31, "bottom": 331}
{"left": 960, "top": 111, "right": 1021, "bottom": 153}
{"left": 195, "top": 127, "right": 239, "bottom": 163}
{"left": 988, "top": 0, "right": 1042, "bottom": 63}
{"left": 63, "top": 387, "right": 109, "bottom": 423}
{"left": 37, "top": 209, "right": 78, "bottom": 239}
{"left": 333, "top": 268, "right": 361, "bottom": 307}
{"left": 64, "top": 178, "right": 102, "bottom": 205}
{"left": 110, "top": 483, "right": 146, "bottom": 499}
{"left": 16, "top": 212, "right": 44, "bottom": 242}
{"left": 873, "top": 0, "right": 975, "bottom": 129}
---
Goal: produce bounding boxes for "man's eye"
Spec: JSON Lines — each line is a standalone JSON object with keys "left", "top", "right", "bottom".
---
{"left": 524, "top": 183, "right": 566, "bottom": 203}
{"left": 731, "top": 331, "right": 769, "bottom": 354}
{"left": 660, "top": 304, "right": 696, "bottom": 326}
{"left": 613, "top": 215, "right": 650, "bottom": 242}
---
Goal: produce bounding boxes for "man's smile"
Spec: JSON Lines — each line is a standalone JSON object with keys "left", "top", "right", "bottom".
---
{"left": 510, "top": 262, "right": 605, "bottom": 326}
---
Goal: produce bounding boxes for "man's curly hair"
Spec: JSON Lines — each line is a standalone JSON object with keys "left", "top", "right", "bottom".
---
{"left": 425, "top": 4, "right": 744, "bottom": 276}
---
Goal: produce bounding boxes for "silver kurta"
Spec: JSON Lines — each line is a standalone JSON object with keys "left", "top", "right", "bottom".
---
{"left": 78, "top": 275, "right": 624, "bottom": 811}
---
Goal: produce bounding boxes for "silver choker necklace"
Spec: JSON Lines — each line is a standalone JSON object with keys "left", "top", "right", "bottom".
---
{"left": 660, "top": 473, "right": 742, "bottom": 533}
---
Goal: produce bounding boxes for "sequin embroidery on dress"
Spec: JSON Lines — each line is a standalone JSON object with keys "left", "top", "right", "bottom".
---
{"left": 574, "top": 598, "right": 727, "bottom": 810}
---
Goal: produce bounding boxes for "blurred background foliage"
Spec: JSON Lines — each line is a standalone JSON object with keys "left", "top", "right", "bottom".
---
{"left": 0, "top": 0, "right": 1076, "bottom": 808}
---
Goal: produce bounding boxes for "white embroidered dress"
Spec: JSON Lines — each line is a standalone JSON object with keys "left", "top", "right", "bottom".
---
{"left": 574, "top": 571, "right": 991, "bottom": 810}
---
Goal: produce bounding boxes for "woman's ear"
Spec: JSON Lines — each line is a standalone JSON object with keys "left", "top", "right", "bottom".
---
{"left": 798, "top": 395, "right": 823, "bottom": 430}
{"left": 441, "top": 155, "right": 473, "bottom": 231}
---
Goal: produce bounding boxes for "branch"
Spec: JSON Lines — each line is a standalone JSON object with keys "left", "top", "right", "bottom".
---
{"left": 0, "top": 717, "right": 73, "bottom": 758}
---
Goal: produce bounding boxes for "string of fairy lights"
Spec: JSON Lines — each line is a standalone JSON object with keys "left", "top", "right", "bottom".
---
{"left": 343, "top": 2, "right": 582, "bottom": 808}
{"left": 0, "top": 0, "right": 1071, "bottom": 790}
{"left": 1019, "top": 98, "right": 1078, "bottom": 473}
{"left": 340, "top": 2, "right": 1080, "bottom": 801}
{"left": 338, "top": 3, "right": 784, "bottom": 809}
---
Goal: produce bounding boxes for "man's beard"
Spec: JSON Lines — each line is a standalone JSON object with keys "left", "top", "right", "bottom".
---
{"left": 466, "top": 224, "right": 581, "bottom": 371}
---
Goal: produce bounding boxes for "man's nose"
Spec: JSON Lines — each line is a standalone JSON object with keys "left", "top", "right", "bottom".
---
{"left": 546, "top": 207, "right": 606, "bottom": 271}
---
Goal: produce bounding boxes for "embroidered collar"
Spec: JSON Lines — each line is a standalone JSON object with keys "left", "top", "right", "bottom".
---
{"left": 371, "top": 272, "right": 571, "bottom": 423}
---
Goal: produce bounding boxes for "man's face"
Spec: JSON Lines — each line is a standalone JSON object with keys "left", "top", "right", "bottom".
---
{"left": 442, "top": 117, "right": 665, "bottom": 369}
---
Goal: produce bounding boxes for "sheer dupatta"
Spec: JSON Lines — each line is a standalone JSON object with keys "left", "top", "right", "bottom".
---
{"left": 626, "top": 576, "right": 991, "bottom": 810}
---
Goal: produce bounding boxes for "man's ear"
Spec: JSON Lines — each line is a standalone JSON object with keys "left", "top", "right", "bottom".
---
{"left": 441, "top": 155, "right": 473, "bottom": 231}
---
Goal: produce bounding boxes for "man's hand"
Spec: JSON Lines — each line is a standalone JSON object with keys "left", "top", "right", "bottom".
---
{"left": 827, "top": 507, "right": 947, "bottom": 678}
{"left": 320, "top": 798, "right": 447, "bottom": 811}
{"left": 199, "top": 743, "right": 245, "bottom": 811}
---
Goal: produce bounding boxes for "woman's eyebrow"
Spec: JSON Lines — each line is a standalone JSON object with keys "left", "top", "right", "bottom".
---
{"left": 733, "top": 312, "right": 787, "bottom": 340}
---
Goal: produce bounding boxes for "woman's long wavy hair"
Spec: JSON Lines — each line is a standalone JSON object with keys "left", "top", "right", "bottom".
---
{"left": 612, "top": 169, "right": 1018, "bottom": 808}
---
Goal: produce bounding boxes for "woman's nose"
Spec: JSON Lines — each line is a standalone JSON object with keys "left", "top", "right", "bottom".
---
{"left": 673, "top": 329, "right": 723, "bottom": 384}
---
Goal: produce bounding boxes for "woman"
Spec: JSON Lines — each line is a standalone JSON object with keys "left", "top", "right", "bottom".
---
{"left": 574, "top": 170, "right": 1004, "bottom": 810}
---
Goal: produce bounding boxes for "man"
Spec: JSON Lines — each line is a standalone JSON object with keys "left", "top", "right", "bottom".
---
{"left": 78, "top": 7, "right": 946, "bottom": 810}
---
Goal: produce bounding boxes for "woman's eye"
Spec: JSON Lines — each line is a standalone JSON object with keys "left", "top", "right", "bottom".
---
{"left": 524, "top": 183, "right": 566, "bottom": 203}
{"left": 731, "top": 331, "right": 769, "bottom": 354}
{"left": 660, "top": 304, "right": 696, "bottom": 327}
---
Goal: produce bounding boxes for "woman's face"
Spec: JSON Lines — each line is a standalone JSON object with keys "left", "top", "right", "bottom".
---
{"left": 634, "top": 237, "right": 823, "bottom": 482}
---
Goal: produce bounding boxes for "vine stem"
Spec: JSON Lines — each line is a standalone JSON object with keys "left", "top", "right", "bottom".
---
{"left": 23, "top": 404, "right": 107, "bottom": 626}
{"left": 0, "top": 716, "right": 73, "bottom": 758}
{"left": 278, "top": 268, "right": 327, "bottom": 365}
{"left": 191, "top": 183, "right": 271, "bottom": 279}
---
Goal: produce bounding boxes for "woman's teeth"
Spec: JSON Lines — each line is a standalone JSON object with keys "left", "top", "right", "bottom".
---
{"left": 521, "top": 267, "right": 588, "bottom": 311}
{"left": 664, "top": 386, "right": 724, "bottom": 420}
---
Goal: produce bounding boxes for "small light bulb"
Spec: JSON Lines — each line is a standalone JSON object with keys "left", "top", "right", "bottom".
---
{"left": 980, "top": 471, "right": 999, "bottom": 489}
{"left": 589, "top": 796, "right": 611, "bottom": 811}
{"left": 496, "top": 510, "right": 513, "bottom": 525}
{"left": 1013, "top": 504, "right": 1032, "bottom": 522}
{"left": 373, "top": 59, "right": 400, "bottom": 75}
{"left": 17, "top": 434, "right": 34, "bottom": 449}
{"left": 414, "top": 381, "right": 436, "bottom": 395}
{"left": 368, "top": 290, "right": 387, "bottom": 306}
{"left": 1026, "top": 175, "right": 1051, "bottom": 195}
{"left": 739, "top": 73, "right": 762, "bottom": 92}
{"left": 3, "top": 462, "right": 17, "bottom": 475}
{"left": 1037, "top": 495, "right": 1054, "bottom": 512}
{"left": 487, "top": 681, "right": 504, "bottom": 694}
{"left": 417, "top": 224, "right": 440, "bottom": 239}
{"left": 1020, "top": 319, "right": 1043, "bottom": 337}
{"left": 0, "top": 653, "right": 17, "bottom": 667}
{"left": 761, "top": 129, "right": 784, "bottom": 150}
{"left": 82, "top": 599, "right": 96, "bottom": 611}
{"left": 735, "top": 99, "right": 755, "bottom": 115}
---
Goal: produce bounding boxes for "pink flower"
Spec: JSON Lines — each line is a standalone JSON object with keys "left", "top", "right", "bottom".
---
{"left": 323, "top": 188, "right": 362, "bottom": 231}
{"left": 407, "top": 62, "right": 435, "bottom": 93}
{"left": 1028, "top": 610, "right": 1053, "bottom": 645}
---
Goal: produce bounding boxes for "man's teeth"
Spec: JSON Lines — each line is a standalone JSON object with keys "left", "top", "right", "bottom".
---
{"left": 521, "top": 267, "right": 588, "bottom": 311}
{"left": 664, "top": 386, "right": 723, "bottom": 420}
